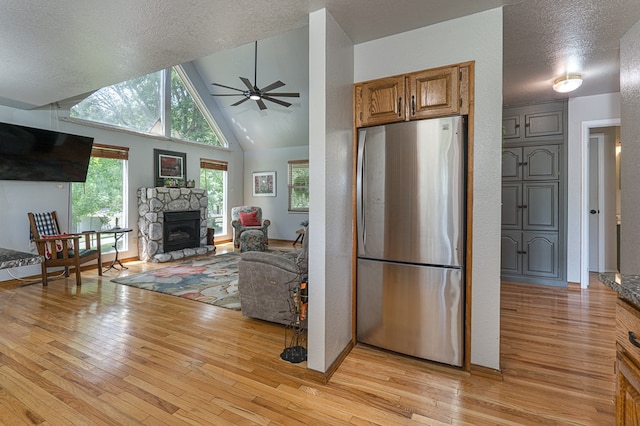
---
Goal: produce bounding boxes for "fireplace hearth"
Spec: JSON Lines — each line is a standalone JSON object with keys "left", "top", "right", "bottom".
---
{"left": 164, "top": 210, "right": 200, "bottom": 252}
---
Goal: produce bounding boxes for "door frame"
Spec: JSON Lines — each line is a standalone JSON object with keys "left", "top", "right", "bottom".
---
{"left": 580, "top": 119, "right": 620, "bottom": 288}
{"left": 588, "top": 133, "right": 606, "bottom": 273}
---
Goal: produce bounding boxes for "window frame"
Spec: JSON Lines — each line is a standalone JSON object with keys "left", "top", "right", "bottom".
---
{"left": 288, "top": 159, "right": 309, "bottom": 213}
{"left": 200, "top": 158, "right": 228, "bottom": 237}
{"left": 68, "top": 66, "right": 228, "bottom": 148}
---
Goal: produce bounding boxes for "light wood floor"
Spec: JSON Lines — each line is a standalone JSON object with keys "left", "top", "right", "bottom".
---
{"left": 0, "top": 242, "right": 617, "bottom": 425}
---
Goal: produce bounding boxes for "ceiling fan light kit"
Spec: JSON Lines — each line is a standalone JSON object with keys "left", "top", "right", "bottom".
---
{"left": 211, "top": 41, "right": 300, "bottom": 110}
{"left": 552, "top": 74, "right": 583, "bottom": 93}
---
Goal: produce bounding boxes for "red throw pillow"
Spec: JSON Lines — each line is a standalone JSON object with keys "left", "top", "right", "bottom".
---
{"left": 41, "top": 233, "right": 73, "bottom": 259}
{"left": 239, "top": 210, "right": 261, "bottom": 226}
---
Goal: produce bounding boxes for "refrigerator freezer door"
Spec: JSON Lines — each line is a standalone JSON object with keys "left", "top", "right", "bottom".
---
{"left": 357, "top": 117, "right": 465, "bottom": 267}
{"left": 357, "top": 258, "right": 463, "bottom": 366}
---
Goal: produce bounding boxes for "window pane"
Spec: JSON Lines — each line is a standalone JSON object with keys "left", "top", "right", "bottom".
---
{"left": 289, "top": 161, "right": 309, "bottom": 212}
{"left": 72, "top": 157, "right": 127, "bottom": 253}
{"left": 200, "top": 168, "right": 226, "bottom": 236}
{"left": 71, "top": 72, "right": 162, "bottom": 134}
{"left": 171, "top": 68, "right": 221, "bottom": 146}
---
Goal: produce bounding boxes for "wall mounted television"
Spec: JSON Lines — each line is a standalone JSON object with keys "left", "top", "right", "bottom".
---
{"left": 0, "top": 122, "right": 94, "bottom": 182}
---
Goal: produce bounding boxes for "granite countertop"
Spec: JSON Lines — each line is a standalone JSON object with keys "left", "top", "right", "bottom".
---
{"left": 0, "top": 247, "right": 44, "bottom": 270}
{"left": 599, "top": 272, "right": 640, "bottom": 306}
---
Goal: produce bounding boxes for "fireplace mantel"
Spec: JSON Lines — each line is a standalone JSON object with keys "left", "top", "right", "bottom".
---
{"left": 137, "top": 187, "right": 214, "bottom": 262}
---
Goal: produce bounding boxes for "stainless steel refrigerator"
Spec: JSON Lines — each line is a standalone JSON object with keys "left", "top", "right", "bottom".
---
{"left": 356, "top": 116, "right": 466, "bottom": 367}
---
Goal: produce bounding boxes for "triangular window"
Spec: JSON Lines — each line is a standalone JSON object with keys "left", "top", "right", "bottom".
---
{"left": 71, "top": 67, "right": 226, "bottom": 147}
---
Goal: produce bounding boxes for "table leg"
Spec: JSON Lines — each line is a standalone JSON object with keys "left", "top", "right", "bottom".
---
{"left": 103, "top": 232, "right": 128, "bottom": 273}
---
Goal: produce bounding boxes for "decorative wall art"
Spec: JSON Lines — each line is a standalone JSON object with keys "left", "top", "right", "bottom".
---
{"left": 154, "top": 149, "right": 186, "bottom": 187}
{"left": 252, "top": 171, "right": 276, "bottom": 196}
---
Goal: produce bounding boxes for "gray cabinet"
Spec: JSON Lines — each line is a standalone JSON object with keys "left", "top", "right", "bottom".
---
{"left": 501, "top": 101, "right": 566, "bottom": 286}
{"left": 500, "top": 231, "right": 559, "bottom": 278}
{"left": 502, "top": 182, "right": 558, "bottom": 231}
{"left": 502, "top": 145, "right": 559, "bottom": 181}
{"left": 502, "top": 104, "right": 564, "bottom": 144}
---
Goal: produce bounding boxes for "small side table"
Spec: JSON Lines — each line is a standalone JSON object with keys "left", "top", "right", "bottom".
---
{"left": 100, "top": 227, "right": 133, "bottom": 272}
{"left": 293, "top": 228, "right": 305, "bottom": 246}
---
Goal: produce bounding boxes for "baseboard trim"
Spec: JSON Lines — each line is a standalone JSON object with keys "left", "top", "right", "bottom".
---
{"left": 470, "top": 363, "right": 503, "bottom": 381}
{"left": 305, "top": 341, "right": 354, "bottom": 384}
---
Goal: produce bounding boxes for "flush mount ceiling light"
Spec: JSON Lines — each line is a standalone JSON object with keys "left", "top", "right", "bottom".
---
{"left": 552, "top": 74, "right": 583, "bottom": 93}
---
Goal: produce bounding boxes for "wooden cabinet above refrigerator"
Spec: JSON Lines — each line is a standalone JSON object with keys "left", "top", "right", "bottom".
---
{"left": 354, "top": 62, "right": 472, "bottom": 128}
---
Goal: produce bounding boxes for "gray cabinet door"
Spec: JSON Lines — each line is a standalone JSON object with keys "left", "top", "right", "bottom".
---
{"left": 522, "top": 232, "right": 559, "bottom": 278}
{"left": 502, "top": 147, "right": 522, "bottom": 181}
{"left": 501, "top": 230, "right": 522, "bottom": 275}
{"left": 523, "top": 182, "right": 558, "bottom": 231}
{"left": 501, "top": 183, "right": 522, "bottom": 229}
{"left": 523, "top": 145, "right": 559, "bottom": 180}
{"left": 502, "top": 115, "right": 521, "bottom": 140}
{"left": 524, "top": 110, "right": 564, "bottom": 139}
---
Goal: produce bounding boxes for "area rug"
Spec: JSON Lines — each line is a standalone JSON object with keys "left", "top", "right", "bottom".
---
{"left": 111, "top": 252, "right": 245, "bottom": 310}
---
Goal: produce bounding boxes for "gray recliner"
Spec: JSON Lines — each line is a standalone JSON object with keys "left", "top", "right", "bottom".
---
{"left": 237, "top": 226, "right": 308, "bottom": 326}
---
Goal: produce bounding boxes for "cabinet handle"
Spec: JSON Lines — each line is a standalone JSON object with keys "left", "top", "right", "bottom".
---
{"left": 411, "top": 95, "right": 415, "bottom": 115}
{"left": 518, "top": 162, "right": 528, "bottom": 166}
{"left": 522, "top": 205, "right": 528, "bottom": 209}
{"left": 517, "top": 251, "right": 527, "bottom": 254}
{"left": 629, "top": 331, "right": 640, "bottom": 349}
{"left": 398, "top": 97, "right": 402, "bottom": 117}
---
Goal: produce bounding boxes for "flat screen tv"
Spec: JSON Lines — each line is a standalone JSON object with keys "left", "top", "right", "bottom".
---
{"left": 0, "top": 122, "right": 94, "bottom": 182}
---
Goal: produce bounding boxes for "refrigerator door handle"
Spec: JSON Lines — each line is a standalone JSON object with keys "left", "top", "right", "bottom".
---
{"left": 356, "top": 130, "right": 366, "bottom": 253}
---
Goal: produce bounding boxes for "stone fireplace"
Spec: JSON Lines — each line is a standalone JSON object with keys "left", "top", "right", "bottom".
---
{"left": 137, "top": 187, "right": 215, "bottom": 262}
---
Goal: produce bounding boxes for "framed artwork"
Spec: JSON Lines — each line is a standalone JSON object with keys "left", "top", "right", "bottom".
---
{"left": 154, "top": 149, "right": 186, "bottom": 187}
{"left": 252, "top": 171, "right": 276, "bottom": 196}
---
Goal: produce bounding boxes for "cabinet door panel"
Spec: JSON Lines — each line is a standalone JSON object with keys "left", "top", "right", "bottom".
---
{"left": 502, "top": 183, "right": 522, "bottom": 229}
{"left": 502, "top": 115, "right": 521, "bottom": 140}
{"left": 523, "top": 182, "right": 558, "bottom": 230}
{"left": 409, "top": 66, "right": 459, "bottom": 119}
{"left": 502, "top": 147, "right": 522, "bottom": 181}
{"left": 358, "top": 76, "right": 405, "bottom": 127}
{"left": 525, "top": 110, "right": 564, "bottom": 138}
{"left": 501, "top": 231, "right": 522, "bottom": 275}
{"left": 522, "top": 232, "right": 559, "bottom": 278}
{"left": 523, "top": 145, "right": 559, "bottom": 180}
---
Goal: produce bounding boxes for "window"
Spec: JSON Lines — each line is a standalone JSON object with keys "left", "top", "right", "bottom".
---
{"left": 200, "top": 159, "right": 228, "bottom": 236}
{"left": 71, "top": 67, "right": 226, "bottom": 147}
{"left": 288, "top": 160, "right": 309, "bottom": 212}
{"left": 71, "top": 144, "right": 129, "bottom": 253}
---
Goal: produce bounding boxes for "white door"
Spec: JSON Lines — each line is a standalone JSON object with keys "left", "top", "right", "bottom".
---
{"left": 588, "top": 135, "right": 606, "bottom": 273}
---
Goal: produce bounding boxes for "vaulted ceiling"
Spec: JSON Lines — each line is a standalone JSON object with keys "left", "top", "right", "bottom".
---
{"left": 1, "top": 1, "right": 639, "bottom": 151}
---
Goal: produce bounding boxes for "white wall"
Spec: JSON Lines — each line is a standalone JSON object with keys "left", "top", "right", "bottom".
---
{"left": 354, "top": 8, "right": 503, "bottom": 370}
{"left": 566, "top": 93, "right": 621, "bottom": 282}
{"left": 621, "top": 19, "right": 640, "bottom": 274}
{"left": 308, "top": 9, "right": 354, "bottom": 372}
{"left": 0, "top": 102, "right": 244, "bottom": 282}
{"left": 243, "top": 146, "right": 309, "bottom": 240}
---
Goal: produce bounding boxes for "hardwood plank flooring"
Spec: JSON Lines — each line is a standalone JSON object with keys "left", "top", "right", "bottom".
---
{"left": 0, "top": 243, "right": 617, "bottom": 425}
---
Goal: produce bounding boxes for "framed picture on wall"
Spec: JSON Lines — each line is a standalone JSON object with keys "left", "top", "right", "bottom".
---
{"left": 154, "top": 149, "right": 186, "bottom": 187}
{"left": 252, "top": 171, "right": 276, "bottom": 196}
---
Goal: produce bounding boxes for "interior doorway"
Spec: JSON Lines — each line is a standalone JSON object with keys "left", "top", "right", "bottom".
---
{"left": 581, "top": 122, "right": 620, "bottom": 287}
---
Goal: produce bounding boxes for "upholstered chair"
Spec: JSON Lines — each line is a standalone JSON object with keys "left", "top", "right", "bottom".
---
{"left": 230, "top": 206, "right": 270, "bottom": 248}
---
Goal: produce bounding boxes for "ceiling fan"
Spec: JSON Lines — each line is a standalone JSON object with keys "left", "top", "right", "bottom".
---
{"left": 211, "top": 41, "right": 300, "bottom": 110}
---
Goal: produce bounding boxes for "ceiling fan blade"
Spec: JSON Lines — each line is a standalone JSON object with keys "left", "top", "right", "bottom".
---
{"left": 211, "top": 93, "right": 244, "bottom": 96}
{"left": 262, "top": 95, "right": 292, "bottom": 108}
{"left": 239, "top": 77, "right": 254, "bottom": 91}
{"left": 231, "top": 97, "right": 250, "bottom": 106}
{"left": 256, "top": 99, "right": 268, "bottom": 110}
{"left": 212, "top": 82, "right": 244, "bottom": 92}
{"left": 260, "top": 80, "right": 285, "bottom": 93}
{"left": 264, "top": 92, "right": 300, "bottom": 97}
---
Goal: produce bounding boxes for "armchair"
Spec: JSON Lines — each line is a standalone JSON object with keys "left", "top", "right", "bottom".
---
{"left": 231, "top": 206, "right": 270, "bottom": 248}
{"left": 237, "top": 226, "right": 308, "bottom": 326}
{"left": 28, "top": 211, "right": 102, "bottom": 286}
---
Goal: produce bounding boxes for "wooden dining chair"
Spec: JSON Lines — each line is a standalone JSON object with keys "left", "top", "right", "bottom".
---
{"left": 28, "top": 211, "right": 102, "bottom": 286}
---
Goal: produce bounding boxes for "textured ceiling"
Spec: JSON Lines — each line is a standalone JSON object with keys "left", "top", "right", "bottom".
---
{"left": 502, "top": 0, "right": 640, "bottom": 106}
{"left": 1, "top": 0, "right": 639, "bottom": 150}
